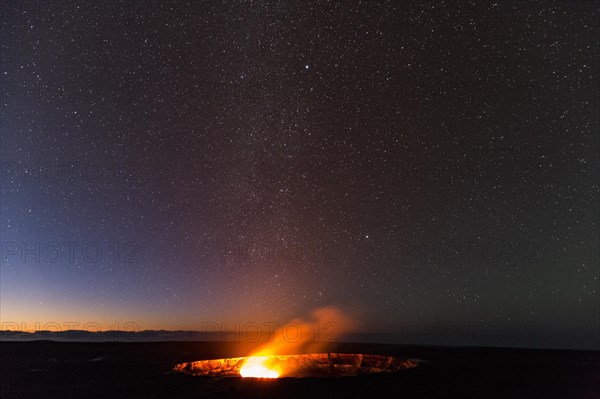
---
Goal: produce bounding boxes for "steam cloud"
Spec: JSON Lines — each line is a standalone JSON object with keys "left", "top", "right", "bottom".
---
{"left": 250, "top": 306, "right": 357, "bottom": 356}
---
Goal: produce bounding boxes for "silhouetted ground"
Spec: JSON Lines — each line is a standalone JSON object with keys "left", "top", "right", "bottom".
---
{"left": 0, "top": 341, "right": 598, "bottom": 398}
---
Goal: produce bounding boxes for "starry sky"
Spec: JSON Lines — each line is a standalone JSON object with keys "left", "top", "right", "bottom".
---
{"left": 0, "top": 1, "right": 598, "bottom": 349}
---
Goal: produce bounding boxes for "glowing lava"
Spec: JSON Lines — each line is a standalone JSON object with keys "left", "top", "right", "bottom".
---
{"left": 174, "top": 353, "right": 418, "bottom": 378}
{"left": 239, "top": 356, "right": 279, "bottom": 378}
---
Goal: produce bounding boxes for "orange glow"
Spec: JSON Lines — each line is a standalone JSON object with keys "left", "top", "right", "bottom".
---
{"left": 239, "top": 356, "right": 279, "bottom": 378}
{"left": 174, "top": 353, "right": 418, "bottom": 378}
{"left": 238, "top": 306, "right": 356, "bottom": 378}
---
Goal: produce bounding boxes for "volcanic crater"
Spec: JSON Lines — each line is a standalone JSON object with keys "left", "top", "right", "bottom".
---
{"left": 174, "top": 353, "right": 418, "bottom": 378}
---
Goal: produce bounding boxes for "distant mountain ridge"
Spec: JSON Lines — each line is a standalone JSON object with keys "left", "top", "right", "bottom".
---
{"left": 1, "top": 330, "right": 597, "bottom": 349}
{"left": 0, "top": 329, "right": 237, "bottom": 342}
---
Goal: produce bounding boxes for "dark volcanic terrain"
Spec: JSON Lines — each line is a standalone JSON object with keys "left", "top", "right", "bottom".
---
{"left": 0, "top": 341, "right": 598, "bottom": 398}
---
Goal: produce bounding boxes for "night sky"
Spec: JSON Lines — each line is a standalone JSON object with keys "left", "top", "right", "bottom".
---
{"left": 0, "top": 1, "right": 598, "bottom": 349}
